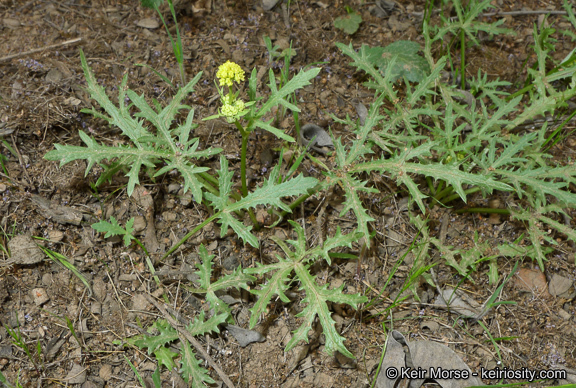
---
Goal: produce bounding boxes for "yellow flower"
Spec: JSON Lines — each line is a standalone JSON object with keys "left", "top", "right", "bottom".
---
{"left": 220, "top": 96, "right": 246, "bottom": 123}
{"left": 216, "top": 61, "right": 245, "bottom": 87}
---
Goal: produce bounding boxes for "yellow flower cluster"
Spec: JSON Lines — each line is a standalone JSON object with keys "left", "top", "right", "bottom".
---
{"left": 220, "top": 95, "right": 246, "bottom": 123}
{"left": 216, "top": 60, "right": 245, "bottom": 87}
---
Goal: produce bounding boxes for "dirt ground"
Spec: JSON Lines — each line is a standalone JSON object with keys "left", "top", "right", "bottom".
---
{"left": 1, "top": 0, "right": 576, "bottom": 387}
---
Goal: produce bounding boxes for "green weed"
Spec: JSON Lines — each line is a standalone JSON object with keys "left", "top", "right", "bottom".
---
{"left": 332, "top": 10, "right": 576, "bottom": 277}
{"left": 334, "top": 6, "right": 363, "bottom": 35}
{"left": 245, "top": 220, "right": 367, "bottom": 358}
{"left": 204, "top": 59, "right": 320, "bottom": 199}
{"left": 120, "top": 244, "right": 253, "bottom": 386}
{"left": 0, "top": 370, "right": 23, "bottom": 388}
{"left": 430, "top": 0, "right": 514, "bottom": 89}
{"left": 139, "top": 0, "right": 186, "bottom": 86}
{"left": 5, "top": 320, "right": 43, "bottom": 375}
{"left": 45, "top": 49, "right": 221, "bottom": 201}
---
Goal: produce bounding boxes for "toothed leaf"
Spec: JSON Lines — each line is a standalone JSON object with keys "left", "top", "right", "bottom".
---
{"left": 44, "top": 49, "right": 220, "bottom": 200}
{"left": 179, "top": 339, "right": 215, "bottom": 387}
{"left": 206, "top": 155, "right": 318, "bottom": 247}
{"left": 246, "top": 221, "right": 366, "bottom": 358}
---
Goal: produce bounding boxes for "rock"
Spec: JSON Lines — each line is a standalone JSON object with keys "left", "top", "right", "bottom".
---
{"left": 66, "top": 363, "right": 87, "bottom": 384}
{"left": 32, "top": 288, "right": 49, "bottom": 306}
{"left": 513, "top": 268, "right": 551, "bottom": 298}
{"left": 132, "top": 216, "right": 146, "bottom": 233}
{"left": 132, "top": 293, "right": 149, "bottom": 311}
{"left": 45, "top": 68, "right": 63, "bottom": 83}
{"left": 42, "top": 273, "right": 53, "bottom": 287}
{"left": 92, "top": 277, "right": 107, "bottom": 302}
{"left": 162, "top": 211, "right": 178, "bottom": 221}
{"left": 222, "top": 254, "right": 239, "bottom": 270}
{"left": 549, "top": 274, "right": 574, "bottom": 297}
{"left": 226, "top": 324, "right": 265, "bottom": 347}
{"left": 90, "top": 302, "right": 102, "bottom": 315}
{"left": 99, "top": 364, "right": 112, "bottom": 381}
{"left": 136, "top": 18, "right": 159, "bottom": 29}
{"left": 168, "top": 183, "right": 181, "bottom": 193}
{"left": 180, "top": 193, "right": 192, "bottom": 206}
{"left": 5, "top": 235, "right": 44, "bottom": 266}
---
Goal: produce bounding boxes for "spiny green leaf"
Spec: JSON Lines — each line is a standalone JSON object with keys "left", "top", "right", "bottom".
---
{"left": 205, "top": 155, "right": 234, "bottom": 210}
{"left": 351, "top": 145, "right": 512, "bottom": 212}
{"left": 153, "top": 346, "right": 178, "bottom": 371}
{"left": 258, "top": 67, "right": 321, "bottom": 117}
{"left": 255, "top": 119, "right": 295, "bottom": 142}
{"left": 127, "top": 319, "right": 178, "bottom": 355}
{"left": 498, "top": 166, "right": 576, "bottom": 205}
{"left": 309, "top": 226, "right": 363, "bottom": 265}
{"left": 335, "top": 42, "right": 397, "bottom": 98}
{"left": 193, "top": 244, "right": 255, "bottom": 320}
{"left": 477, "top": 133, "right": 535, "bottom": 170}
{"left": 44, "top": 49, "right": 220, "bottom": 200}
{"left": 247, "top": 221, "right": 366, "bottom": 357}
{"left": 282, "top": 220, "right": 308, "bottom": 258}
{"left": 232, "top": 171, "right": 316, "bottom": 213}
{"left": 288, "top": 263, "right": 367, "bottom": 358}
{"left": 510, "top": 205, "right": 576, "bottom": 270}
{"left": 497, "top": 242, "right": 554, "bottom": 263}
{"left": 179, "top": 339, "right": 215, "bottom": 387}
{"left": 206, "top": 155, "right": 318, "bottom": 247}
{"left": 246, "top": 259, "right": 294, "bottom": 329}
{"left": 343, "top": 92, "right": 386, "bottom": 165}
{"left": 91, "top": 217, "right": 136, "bottom": 247}
{"left": 407, "top": 55, "right": 447, "bottom": 103}
{"left": 186, "top": 310, "right": 228, "bottom": 336}
{"left": 337, "top": 174, "right": 376, "bottom": 247}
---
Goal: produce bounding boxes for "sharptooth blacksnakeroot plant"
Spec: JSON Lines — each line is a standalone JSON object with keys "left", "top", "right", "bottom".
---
{"left": 330, "top": 8, "right": 576, "bottom": 281}
{"left": 45, "top": 49, "right": 221, "bottom": 202}
{"left": 245, "top": 220, "right": 367, "bottom": 358}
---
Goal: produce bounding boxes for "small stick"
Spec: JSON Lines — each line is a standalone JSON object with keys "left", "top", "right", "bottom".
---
{"left": 480, "top": 10, "right": 567, "bottom": 17}
{"left": 144, "top": 294, "right": 236, "bottom": 388}
{"left": 0, "top": 38, "right": 82, "bottom": 63}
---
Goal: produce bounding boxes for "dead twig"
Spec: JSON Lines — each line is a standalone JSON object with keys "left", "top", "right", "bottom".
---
{"left": 0, "top": 38, "right": 82, "bottom": 63}
{"left": 143, "top": 294, "right": 236, "bottom": 388}
{"left": 480, "top": 10, "right": 568, "bottom": 17}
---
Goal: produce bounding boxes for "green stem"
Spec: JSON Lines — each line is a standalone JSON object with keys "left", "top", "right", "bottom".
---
{"left": 293, "top": 110, "right": 300, "bottom": 142}
{"left": 133, "top": 238, "right": 149, "bottom": 257}
{"left": 460, "top": 28, "right": 466, "bottom": 90}
{"left": 232, "top": 120, "right": 260, "bottom": 229}
{"left": 161, "top": 212, "right": 220, "bottom": 261}
{"left": 426, "top": 176, "right": 435, "bottom": 196}
{"left": 444, "top": 186, "right": 481, "bottom": 204}
{"left": 197, "top": 171, "right": 245, "bottom": 218}
{"left": 167, "top": 0, "right": 185, "bottom": 85}
{"left": 543, "top": 107, "right": 576, "bottom": 150}
{"left": 434, "top": 184, "right": 452, "bottom": 203}
{"left": 241, "top": 134, "right": 249, "bottom": 197}
{"left": 234, "top": 120, "right": 250, "bottom": 197}
{"left": 198, "top": 172, "right": 219, "bottom": 196}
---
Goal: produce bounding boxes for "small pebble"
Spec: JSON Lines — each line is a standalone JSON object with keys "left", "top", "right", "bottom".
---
{"left": 32, "top": 288, "right": 49, "bottom": 306}
{"left": 168, "top": 183, "right": 181, "bottom": 193}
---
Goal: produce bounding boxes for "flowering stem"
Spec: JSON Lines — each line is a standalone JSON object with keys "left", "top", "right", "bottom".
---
{"left": 233, "top": 120, "right": 260, "bottom": 230}
{"left": 234, "top": 120, "right": 249, "bottom": 197}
